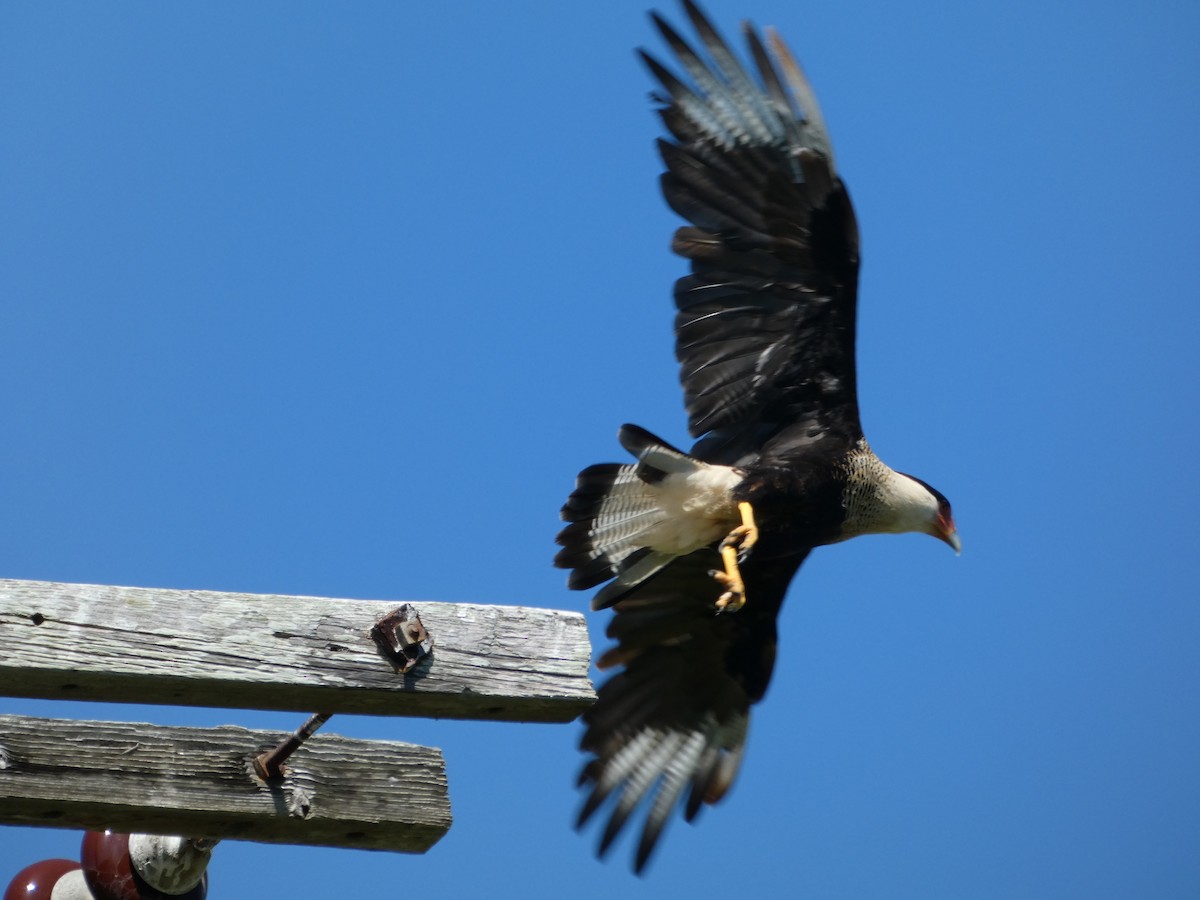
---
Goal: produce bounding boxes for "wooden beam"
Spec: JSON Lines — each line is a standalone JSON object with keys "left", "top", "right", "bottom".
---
{"left": 0, "top": 579, "right": 593, "bottom": 722}
{"left": 0, "top": 713, "right": 450, "bottom": 852}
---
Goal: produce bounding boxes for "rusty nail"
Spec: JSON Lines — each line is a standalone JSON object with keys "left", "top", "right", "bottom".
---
{"left": 253, "top": 711, "right": 334, "bottom": 780}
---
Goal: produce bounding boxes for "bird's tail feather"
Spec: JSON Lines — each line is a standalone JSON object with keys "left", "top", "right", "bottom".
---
{"left": 555, "top": 424, "right": 702, "bottom": 608}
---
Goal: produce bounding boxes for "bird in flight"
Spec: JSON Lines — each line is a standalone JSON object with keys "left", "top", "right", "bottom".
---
{"left": 555, "top": 1, "right": 960, "bottom": 873}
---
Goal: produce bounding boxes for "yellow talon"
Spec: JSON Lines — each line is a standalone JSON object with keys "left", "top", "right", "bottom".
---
{"left": 713, "top": 502, "right": 758, "bottom": 613}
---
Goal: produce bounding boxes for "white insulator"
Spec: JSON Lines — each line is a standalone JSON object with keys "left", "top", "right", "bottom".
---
{"left": 127, "top": 834, "right": 215, "bottom": 894}
{"left": 49, "top": 869, "right": 95, "bottom": 900}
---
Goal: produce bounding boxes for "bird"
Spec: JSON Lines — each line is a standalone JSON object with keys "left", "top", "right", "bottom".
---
{"left": 554, "top": 1, "right": 960, "bottom": 874}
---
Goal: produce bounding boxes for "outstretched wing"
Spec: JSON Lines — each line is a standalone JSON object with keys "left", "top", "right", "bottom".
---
{"left": 577, "top": 547, "right": 808, "bottom": 872}
{"left": 644, "top": 1, "right": 862, "bottom": 466}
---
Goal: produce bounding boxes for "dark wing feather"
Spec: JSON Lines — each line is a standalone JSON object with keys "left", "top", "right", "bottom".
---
{"left": 577, "top": 547, "right": 808, "bottom": 872}
{"left": 643, "top": 1, "right": 862, "bottom": 467}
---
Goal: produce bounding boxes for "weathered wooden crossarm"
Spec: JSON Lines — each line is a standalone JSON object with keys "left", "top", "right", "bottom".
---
{"left": 0, "top": 713, "right": 451, "bottom": 852}
{"left": 0, "top": 579, "right": 594, "bottom": 721}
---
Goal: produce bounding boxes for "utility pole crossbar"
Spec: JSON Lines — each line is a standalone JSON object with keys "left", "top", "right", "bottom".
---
{"left": 0, "top": 577, "right": 594, "bottom": 854}
{"left": 0, "top": 712, "right": 450, "bottom": 852}
{"left": 0, "top": 579, "right": 594, "bottom": 721}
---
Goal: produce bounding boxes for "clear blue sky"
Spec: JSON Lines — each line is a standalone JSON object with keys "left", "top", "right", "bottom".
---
{"left": 2, "top": 1, "right": 1198, "bottom": 897}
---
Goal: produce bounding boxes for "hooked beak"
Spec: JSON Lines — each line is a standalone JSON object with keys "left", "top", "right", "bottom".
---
{"left": 935, "top": 514, "right": 962, "bottom": 556}
{"left": 942, "top": 528, "right": 962, "bottom": 555}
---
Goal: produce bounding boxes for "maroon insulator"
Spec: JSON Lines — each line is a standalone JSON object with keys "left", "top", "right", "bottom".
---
{"left": 80, "top": 832, "right": 206, "bottom": 900}
{"left": 4, "top": 859, "right": 82, "bottom": 900}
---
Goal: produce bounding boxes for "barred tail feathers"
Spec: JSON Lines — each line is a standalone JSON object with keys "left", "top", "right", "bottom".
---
{"left": 556, "top": 425, "right": 728, "bottom": 609}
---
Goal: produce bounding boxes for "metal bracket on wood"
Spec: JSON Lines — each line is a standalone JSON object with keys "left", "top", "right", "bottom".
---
{"left": 253, "top": 605, "right": 436, "bottom": 780}
{"left": 0, "top": 580, "right": 593, "bottom": 721}
{"left": 371, "top": 603, "right": 434, "bottom": 673}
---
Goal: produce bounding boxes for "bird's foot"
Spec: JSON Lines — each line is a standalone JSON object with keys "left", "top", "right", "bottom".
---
{"left": 712, "top": 502, "right": 758, "bottom": 614}
{"left": 721, "top": 524, "right": 758, "bottom": 563}
{"left": 712, "top": 564, "right": 746, "bottom": 614}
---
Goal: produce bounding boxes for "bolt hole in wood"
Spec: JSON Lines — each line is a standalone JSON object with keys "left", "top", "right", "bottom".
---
{"left": 29, "top": 612, "right": 45, "bottom": 625}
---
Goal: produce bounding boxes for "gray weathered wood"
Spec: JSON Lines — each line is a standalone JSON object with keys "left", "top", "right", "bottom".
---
{"left": 0, "top": 713, "right": 451, "bottom": 852}
{"left": 0, "top": 579, "right": 593, "bottom": 721}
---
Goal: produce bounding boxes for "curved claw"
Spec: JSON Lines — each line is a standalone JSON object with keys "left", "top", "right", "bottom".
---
{"left": 720, "top": 523, "right": 758, "bottom": 564}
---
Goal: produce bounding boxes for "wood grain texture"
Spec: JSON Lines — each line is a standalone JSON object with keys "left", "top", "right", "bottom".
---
{"left": 0, "top": 713, "right": 450, "bottom": 852}
{"left": 0, "top": 579, "right": 594, "bottom": 721}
